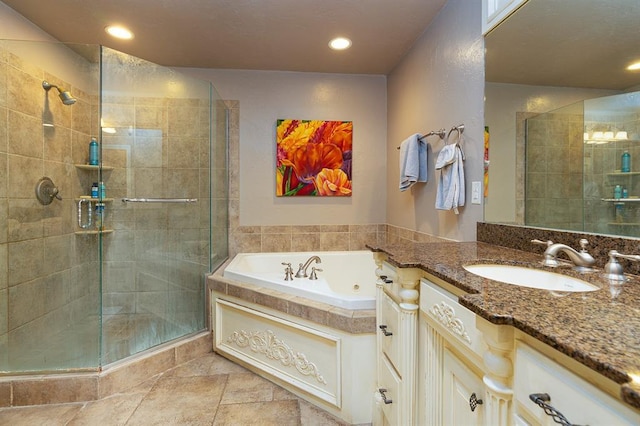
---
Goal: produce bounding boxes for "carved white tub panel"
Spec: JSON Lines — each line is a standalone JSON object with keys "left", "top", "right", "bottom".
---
{"left": 215, "top": 298, "right": 341, "bottom": 406}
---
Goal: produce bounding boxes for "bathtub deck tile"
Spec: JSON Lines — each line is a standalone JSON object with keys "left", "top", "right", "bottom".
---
{"left": 349, "top": 309, "right": 377, "bottom": 334}
{"left": 288, "top": 297, "right": 330, "bottom": 325}
{"left": 253, "top": 290, "right": 290, "bottom": 313}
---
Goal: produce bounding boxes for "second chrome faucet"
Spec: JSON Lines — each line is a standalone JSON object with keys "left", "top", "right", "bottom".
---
{"left": 532, "top": 238, "right": 595, "bottom": 271}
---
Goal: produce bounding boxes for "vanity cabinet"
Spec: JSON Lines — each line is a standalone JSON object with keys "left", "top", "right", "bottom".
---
{"left": 419, "top": 276, "right": 489, "bottom": 425}
{"left": 443, "top": 348, "right": 485, "bottom": 425}
{"left": 514, "top": 342, "right": 640, "bottom": 426}
{"left": 417, "top": 273, "right": 640, "bottom": 426}
{"left": 482, "top": 0, "right": 528, "bottom": 34}
{"left": 374, "top": 260, "right": 420, "bottom": 426}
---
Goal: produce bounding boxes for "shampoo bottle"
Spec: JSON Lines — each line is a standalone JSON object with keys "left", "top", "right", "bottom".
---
{"left": 621, "top": 150, "right": 631, "bottom": 173}
{"left": 89, "top": 138, "right": 99, "bottom": 165}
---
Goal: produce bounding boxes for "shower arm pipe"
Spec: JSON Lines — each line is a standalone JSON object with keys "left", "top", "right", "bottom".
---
{"left": 121, "top": 197, "right": 198, "bottom": 204}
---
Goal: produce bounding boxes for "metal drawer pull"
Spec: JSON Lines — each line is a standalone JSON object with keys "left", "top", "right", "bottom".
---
{"left": 121, "top": 197, "right": 198, "bottom": 204}
{"left": 469, "top": 392, "right": 483, "bottom": 412}
{"left": 529, "top": 393, "right": 582, "bottom": 426}
{"left": 378, "top": 325, "right": 393, "bottom": 336}
{"left": 378, "top": 388, "right": 393, "bottom": 404}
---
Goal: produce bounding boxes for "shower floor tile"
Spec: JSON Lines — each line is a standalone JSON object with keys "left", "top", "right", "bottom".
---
{"left": 0, "top": 353, "right": 350, "bottom": 425}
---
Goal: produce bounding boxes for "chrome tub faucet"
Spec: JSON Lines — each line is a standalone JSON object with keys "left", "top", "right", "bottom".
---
{"left": 295, "top": 255, "right": 322, "bottom": 278}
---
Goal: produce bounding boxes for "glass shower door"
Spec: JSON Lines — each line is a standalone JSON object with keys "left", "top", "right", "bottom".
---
{"left": 99, "top": 47, "right": 213, "bottom": 364}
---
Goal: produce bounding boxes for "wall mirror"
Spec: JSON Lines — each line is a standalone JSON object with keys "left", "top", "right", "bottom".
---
{"left": 484, "top": 0, "right": 640, "bottom": 237}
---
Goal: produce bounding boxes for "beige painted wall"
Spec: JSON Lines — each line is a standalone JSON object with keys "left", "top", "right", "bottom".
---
{"left": 386, "top": 0, "right": 485, "bottom": 242}
{"left": 0, "top": 2, "right": 53, "bottom": 41}
{"left": 182, "top": 68, "right": 388, "bottom": 227}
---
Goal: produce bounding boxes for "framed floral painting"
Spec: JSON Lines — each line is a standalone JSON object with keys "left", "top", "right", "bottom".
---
{"left": 276, "top": 119, "right": 353, "bottom": 196}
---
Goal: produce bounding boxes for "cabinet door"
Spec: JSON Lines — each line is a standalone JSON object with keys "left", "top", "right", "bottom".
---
{"left": 443, "top": 348, "right": 484, "bottom": 426}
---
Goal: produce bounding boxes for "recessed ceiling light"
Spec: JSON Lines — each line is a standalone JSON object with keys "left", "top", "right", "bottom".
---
{"left": 105, "top": 25, "right": 134, "bottom": 40}
{"left": 329, "top": 37, "right": 352, "bottom": 50}
{"left": 627, "top": 61, "right": 640, "bottom": 71}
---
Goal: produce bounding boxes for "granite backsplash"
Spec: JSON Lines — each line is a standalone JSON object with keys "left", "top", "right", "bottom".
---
{"left": 477, "top": 222, "right": 640, "bottom": 275}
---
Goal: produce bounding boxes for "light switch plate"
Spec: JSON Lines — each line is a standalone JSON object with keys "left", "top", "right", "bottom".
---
{"left": 472, "top": 181, "right": 482, "bottom": 204}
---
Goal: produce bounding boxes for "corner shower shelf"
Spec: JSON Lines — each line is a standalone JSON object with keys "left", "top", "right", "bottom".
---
{"left": 606, "top": 171, "right": 640, "bottom": 177}
{"left": 602, "top": 198, "right": 640, "bottom": 202}
{"left": 74, "top": 164, "right": 114, "bottom": 171}
{"left": 74, "top": 229, "right": 114, "bottom": 235}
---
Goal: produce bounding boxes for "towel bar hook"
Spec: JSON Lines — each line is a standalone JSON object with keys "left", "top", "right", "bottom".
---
{"left": 447, "top": 123, "right": 464, "bottom": 139}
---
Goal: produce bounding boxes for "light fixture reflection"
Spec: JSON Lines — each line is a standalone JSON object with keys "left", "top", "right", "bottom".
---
{"left": 615, "top": 131, "right": 628, "bottom": 140}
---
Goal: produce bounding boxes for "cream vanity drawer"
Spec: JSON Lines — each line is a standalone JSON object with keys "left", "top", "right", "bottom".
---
{"left": 378, "top": 354, "right": 401, "bottom": 426}
{"left": 515, "top": 342, "right": 640, "bottom": 426}
{"left": 379, "top": 291, "right": 401, "bottom": 370}
{"left": 420, "top": 278, "right": 483, "bottom": 357}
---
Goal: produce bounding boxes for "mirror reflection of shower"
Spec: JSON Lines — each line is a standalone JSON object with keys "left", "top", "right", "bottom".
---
{"left": 42, "top": 80, "right": 76, "bottom": 105}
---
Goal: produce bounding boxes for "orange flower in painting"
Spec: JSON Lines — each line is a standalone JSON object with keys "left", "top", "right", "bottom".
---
{"left": 326, "top": 122, "right": 353, "bottom": 152}
{"left": 277, "top": 121, "right": 316, "bottom": 162}
{"left": 314, "top": 168, "right": 352, "bottom": 196}
{"left": 287, "top": 142, "right": 343, "bottom": 183}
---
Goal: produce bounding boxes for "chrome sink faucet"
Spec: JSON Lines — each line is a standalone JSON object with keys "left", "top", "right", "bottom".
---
{"left": 532, "top": 238, "right": 595, "bottom": 271}
{"left": 295, "top": 255, "right": 322, "bottom": 278}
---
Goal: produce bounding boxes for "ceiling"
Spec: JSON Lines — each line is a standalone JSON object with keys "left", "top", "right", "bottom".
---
{"left": 485, "top": 0, "right": 640, "bottom": 91}
{"left": 2, "top": 0, "right": 447, "bottom": 74}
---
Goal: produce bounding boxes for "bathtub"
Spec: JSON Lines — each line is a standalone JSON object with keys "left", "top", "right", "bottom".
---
{"left": 223, "top": 250, "right": 376, "bottom": 310}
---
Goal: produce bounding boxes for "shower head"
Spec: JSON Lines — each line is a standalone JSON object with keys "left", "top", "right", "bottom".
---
{"left": 42, "top": 80, "right": 77, "bottom": 105}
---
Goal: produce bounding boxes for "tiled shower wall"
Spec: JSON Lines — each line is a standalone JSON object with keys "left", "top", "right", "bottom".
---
{"left": 524, "top": 111, "right": 584, "bottom": 231}
{"left": 0, "top": 42, "right": 101, "bottom": 370}
{"left": 520, "top": 105, "right": 640, "bottom": 236}
{"left": 583, "top": 111, "right": 640, "bottom": 235}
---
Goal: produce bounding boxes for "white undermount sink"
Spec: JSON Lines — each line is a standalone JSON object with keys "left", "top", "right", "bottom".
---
{"left": 463, "top": 264, "right": 600, "bottom": 292}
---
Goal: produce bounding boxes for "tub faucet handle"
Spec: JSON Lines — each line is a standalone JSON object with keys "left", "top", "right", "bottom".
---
{"left": 309, "top": 267, "right": 323, "bottom": 280}
{"left": 281, "top": 262, "right": 294, "bottom": 281}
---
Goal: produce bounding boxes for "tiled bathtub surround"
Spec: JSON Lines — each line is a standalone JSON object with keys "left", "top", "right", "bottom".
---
{"left": 477, "top": 222, "right": 640, "bottom": 275}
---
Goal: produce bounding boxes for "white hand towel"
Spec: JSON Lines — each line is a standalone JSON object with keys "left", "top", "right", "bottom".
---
{"left": 399, "top": 133, "right": 427, "bottom": 191}
{"left": 435, "top": 144, "right": 465, "bottom": 214}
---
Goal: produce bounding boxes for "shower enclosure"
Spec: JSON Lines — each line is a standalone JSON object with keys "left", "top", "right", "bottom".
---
{"left": 0, "top": 40, "right": 228, "bottom": 373}
{"left": 524, "top": 91, "right": 640, "bottom": 237}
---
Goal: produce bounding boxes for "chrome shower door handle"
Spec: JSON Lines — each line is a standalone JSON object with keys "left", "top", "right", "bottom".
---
{"left": 121, "top": 197, "right": 198, "bottom": 204}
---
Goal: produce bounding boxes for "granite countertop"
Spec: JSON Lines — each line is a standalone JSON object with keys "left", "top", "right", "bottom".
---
{"left": 368, "top": 241, "right": 640, "bottom": 411}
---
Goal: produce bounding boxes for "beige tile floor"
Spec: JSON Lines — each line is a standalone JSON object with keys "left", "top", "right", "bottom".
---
{"left": 0, "top": 353, "right": 350, "bottom": 426}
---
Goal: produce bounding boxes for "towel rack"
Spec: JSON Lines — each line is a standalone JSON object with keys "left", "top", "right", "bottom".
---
{"left": 396, "top": 128, "right": 446, "bottom": 149}
{"left": 447, "top": 124, "right": 465, "bottom": 139}
{"left": 420, "top": 128, "right": 447, "bottom": 141}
